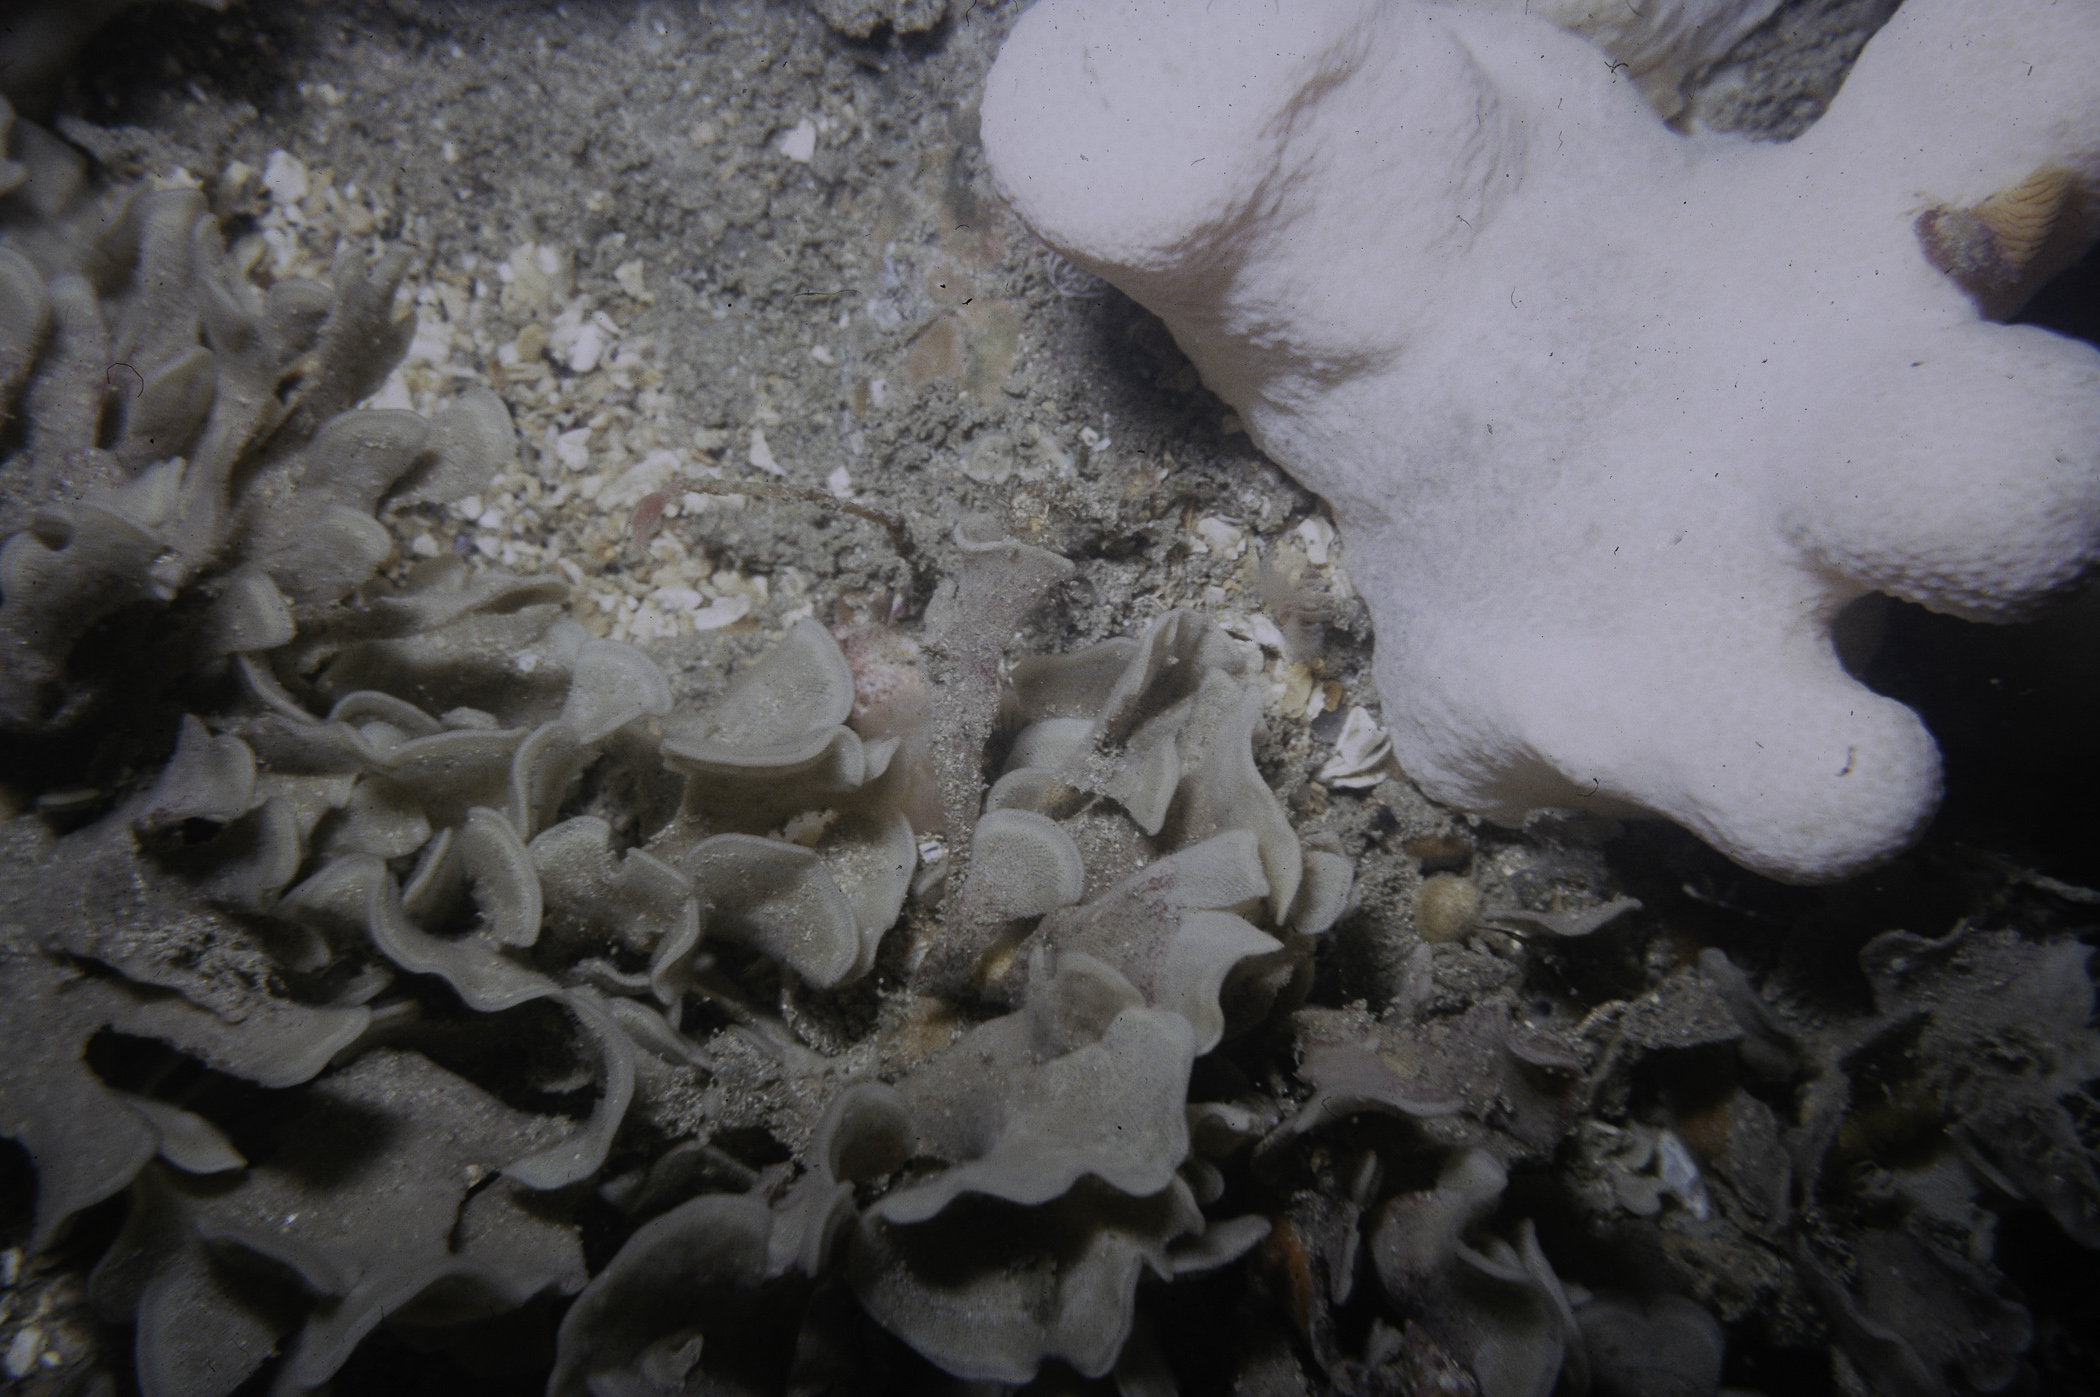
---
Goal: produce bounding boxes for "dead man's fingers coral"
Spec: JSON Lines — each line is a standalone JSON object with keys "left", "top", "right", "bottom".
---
{"left": 981, "top": 0, "right": 2100, "bottom": 882}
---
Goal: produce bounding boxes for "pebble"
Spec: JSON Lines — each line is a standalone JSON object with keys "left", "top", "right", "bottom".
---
{"left": 691, "top": 596, "right": 752, "bottom": 630}
{"left": 775, "top": 118, "right": 817, "bottom": 162}
{"left": 1656, "top": 1130, "right": 1714, "bottom": 1221}
{"left": 1317, "top": 706, "right": 1396, "bottom": 789}
{"left": 4, "top": 1327, "right": 42, "bottom": 1380}
{"left": 568, "top": 322, "right": 607, "bottom": 373}
{"left": 748, "top": 427, "right": 783, "bottom": 475}
{"left": 1192, "top": 515, "right": 1247, "bottom": 558}
{"left": 554, "top": 428, "right": 592, "bottom": 469}
{"left": 1294, "top": 516, "right": 1335, "bottom": 566}
{"left": 261, "top": 149, "right": 307, "bottom": 203}
{"left": 1415, "top": 874, "right": 1483, "bottom": 944}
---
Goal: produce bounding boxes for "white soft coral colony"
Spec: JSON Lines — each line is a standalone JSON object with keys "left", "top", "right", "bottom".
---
{"left": 981, "top": 0, "right": 2100, "bottom": 882}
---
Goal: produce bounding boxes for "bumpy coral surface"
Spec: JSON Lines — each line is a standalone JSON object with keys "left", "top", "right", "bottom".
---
{"left": 980, "top": 0, "right": 2100, "bottom": 882}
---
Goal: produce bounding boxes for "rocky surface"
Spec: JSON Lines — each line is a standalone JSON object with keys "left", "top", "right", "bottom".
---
{"left": 0, "top": 2, "right": 2094, "bottom": 1394}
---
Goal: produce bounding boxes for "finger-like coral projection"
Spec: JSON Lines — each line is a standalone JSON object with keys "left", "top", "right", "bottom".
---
{"left": 1469, "top": 0, "right": 1783, "bottom": 121}
{"left": 980, "top": 0, "right": 2100, "bottom": 882}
